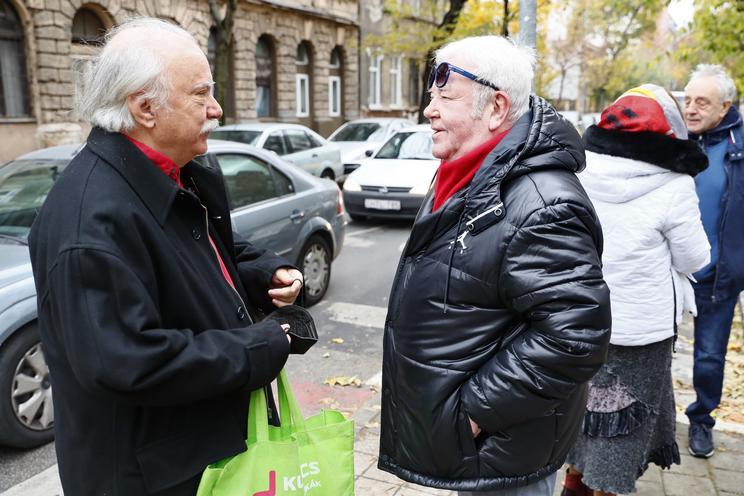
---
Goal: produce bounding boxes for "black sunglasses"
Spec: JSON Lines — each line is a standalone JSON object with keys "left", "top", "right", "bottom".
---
{"left": 428, "top": 62, "right": 500, "bottom": 92}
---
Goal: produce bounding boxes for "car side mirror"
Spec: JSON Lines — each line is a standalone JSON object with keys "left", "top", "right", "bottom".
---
{"left": 364, "top": 150, "right": 374, "bottom": 157}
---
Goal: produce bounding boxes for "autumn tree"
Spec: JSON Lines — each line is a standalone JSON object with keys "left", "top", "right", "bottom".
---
{"left": 676, "top": 0, "right": 744, "bottom": 96}
{"left": 367, "top": 0, "right": 560, "bottom": 120}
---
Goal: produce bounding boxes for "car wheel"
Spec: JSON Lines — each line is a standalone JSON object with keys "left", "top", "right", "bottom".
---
{"left": 0, "top": 322, "right": 54, "bottom": 448}
{"left": 297, "top": 235, "right": 331, "bottom": 307}
{"left": 320, "top": 169, "right": 335, "bottom": 181}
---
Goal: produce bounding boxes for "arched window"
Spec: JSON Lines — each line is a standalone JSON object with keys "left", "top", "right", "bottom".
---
{"left": 255, "top": 35, "right": 276, "bottom": 118}
{"left": 295, "top": 41, "right": 313, "bottom": 119}
{"left": 207, "top": 26, "right": 235, "bottom": 120}
{"left": 328, "top": 47, "right": 343, "bottom": 117}
{"left": 71, "top": 7, "right": 105, "bottom": 45}
{"left": 0, "top": 0, "right": 30, "bottom": 118}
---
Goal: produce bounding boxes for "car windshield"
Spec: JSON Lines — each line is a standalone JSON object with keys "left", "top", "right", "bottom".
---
{"left": 0, "top": 159, "right": 67, "bottom": 240}
{"left": 330, "top": 123, "right": 384, "bottom": 142}
{"left": 210, "top": 130, "right": 262, "bottom": 146}
{"left": 375, "top": 131, "right": 434, "bottom": 160}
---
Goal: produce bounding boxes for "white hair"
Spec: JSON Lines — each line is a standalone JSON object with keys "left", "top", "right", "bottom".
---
{"left": 686, "top": 64, "right": 737, "bottom": 103}
{"left": 76, "top": 18, "right": 198, "bottom": 132}
{"left": 435, "top": 36, "right": 535, "bottom": 123}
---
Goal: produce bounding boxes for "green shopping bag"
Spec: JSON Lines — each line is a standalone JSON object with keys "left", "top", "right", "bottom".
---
{"left": 196, "top": 369, "right": 355, "bottom": 496}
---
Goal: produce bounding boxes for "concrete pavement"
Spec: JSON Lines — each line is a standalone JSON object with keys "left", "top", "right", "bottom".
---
{"left": 350, "top": 315, "right": 744, "bottom": 496}
{"left": 352, "top": 411, "right": 744, "bottom": 496}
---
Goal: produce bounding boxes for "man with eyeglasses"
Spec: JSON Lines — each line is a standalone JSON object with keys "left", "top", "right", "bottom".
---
{"left": 683, "top": 64, "right": 744, "bottom": 459}
{"left": 378, "top": 36, "right": 611, "bottom": 496}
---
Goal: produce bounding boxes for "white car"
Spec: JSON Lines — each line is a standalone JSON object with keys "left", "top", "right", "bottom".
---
{"left": 328, "top": 118, "right": 413, "bottom": 176}
{"left": 342, "top": 125, "right": 438, "bottom": 220}
{"left": 211, "top": 123, "right": 343, "bottom": 181}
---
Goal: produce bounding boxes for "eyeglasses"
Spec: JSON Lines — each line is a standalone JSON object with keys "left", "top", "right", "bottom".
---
{"left": 428, "top": 62, "right": 500, "bottom": 92}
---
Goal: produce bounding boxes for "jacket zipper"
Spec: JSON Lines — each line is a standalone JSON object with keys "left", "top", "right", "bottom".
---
{"left": 711, "top": 150, "right": 732, "bottom": 303}
{"left": 200, "top": 205, "right": 253, "bottom": 324}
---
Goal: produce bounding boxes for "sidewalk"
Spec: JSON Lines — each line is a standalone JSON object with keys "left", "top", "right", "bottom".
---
{"left": 352, "top": 413, "right": 744, "bottom": 496}
{"left": 350, "top": 315, "right": 744, "bottom": 496}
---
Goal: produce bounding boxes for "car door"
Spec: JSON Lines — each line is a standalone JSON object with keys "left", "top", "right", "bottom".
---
{"left": 212, "top": 152, "right": 303, "bottom": 257}
{"left": 283, "top": 129, "right": 321, "bottom": 175}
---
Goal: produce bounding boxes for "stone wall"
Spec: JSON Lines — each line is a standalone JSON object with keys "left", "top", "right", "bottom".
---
{"left": 0, "top": 0, "right": 359, "bottom": 161}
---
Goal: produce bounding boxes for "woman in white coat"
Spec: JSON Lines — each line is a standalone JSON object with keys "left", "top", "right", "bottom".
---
{"left": 561, "top": 85, "right": 710, "bottom": 496}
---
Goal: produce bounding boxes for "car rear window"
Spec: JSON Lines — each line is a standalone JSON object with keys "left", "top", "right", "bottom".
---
{"left": 0, "top": 159, "right": 68, "bottom": 239}
{"left": 211, "top": 130, "right": 262, "bottom": 146}
{"left": 375, "top": 131, "right": 434, "bottom": 160}
{"left": 330, "top": 123, "right": 383, "bottom": 142}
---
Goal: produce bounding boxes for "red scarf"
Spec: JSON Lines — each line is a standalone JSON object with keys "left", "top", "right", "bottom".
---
{"left": 125, "top": 134, "right": 236, "bottom": 290}
{"left": 433, "top": 130, "right": 508, "bottom": 211}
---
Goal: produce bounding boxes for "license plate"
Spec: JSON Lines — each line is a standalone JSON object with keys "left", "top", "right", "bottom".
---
{"left": 364, "top": 199, "right": 401, "bottom": 210}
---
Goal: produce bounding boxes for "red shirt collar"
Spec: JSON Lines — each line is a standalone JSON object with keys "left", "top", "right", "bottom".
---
{"left": 432, "top": 130, "right": 509, "bottom": 211}
{"left": 124, "top": 135, "right": 183, "bottom": 188}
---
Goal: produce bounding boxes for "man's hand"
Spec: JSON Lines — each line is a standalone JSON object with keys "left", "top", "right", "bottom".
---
{"left": 469, "top": 417, "right": 481, "bottom": 438}
{"left": 281, "top": 323, "right": 292, "bottom": 344}
{"left": 269, "top": 267, "right": 304, "bottom": 307}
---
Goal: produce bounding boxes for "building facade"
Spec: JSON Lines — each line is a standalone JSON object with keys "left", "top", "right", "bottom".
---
{"left": 0, "top": 0, "right": 359, "bottom": 162}
{"left": 358, "top": 0, "right": 438, "bottom": 121}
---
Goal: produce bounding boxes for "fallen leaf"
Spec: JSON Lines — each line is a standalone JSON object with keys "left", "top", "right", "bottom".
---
{"left": 330, "top": 338, "right": 344, "bottom": 344}
{"left": 322, "top": 352, "right": 330, "bottom": 358}
{"left": 323, "top": 375, "right": 362, "bottom": 387}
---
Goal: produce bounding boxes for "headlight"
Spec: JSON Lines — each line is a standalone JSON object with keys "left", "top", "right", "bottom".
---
{"left": 343, "top": 177, "right": 362, "bottom": 192}
{"left": 409, "top": 181, "right": 431, "bottom": 196}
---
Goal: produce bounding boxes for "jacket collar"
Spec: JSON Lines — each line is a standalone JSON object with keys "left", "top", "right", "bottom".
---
{"left": 691, "top": 106, "right": 743, "bottom": 149}
{"left": 583, "top": 125, "right": 708, "bottom": 176}
{"left": 86, "top": 127, "right": 181, "bottom": 226}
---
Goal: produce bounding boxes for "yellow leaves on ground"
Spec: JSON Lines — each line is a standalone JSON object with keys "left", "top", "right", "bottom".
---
{"left": 323, "top": 375, "right": 362, "bottom": 387}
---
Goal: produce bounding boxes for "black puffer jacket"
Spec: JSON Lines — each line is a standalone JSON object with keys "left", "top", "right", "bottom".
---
{"left": 378, "top": 97, "right": 612, "bottom": 491}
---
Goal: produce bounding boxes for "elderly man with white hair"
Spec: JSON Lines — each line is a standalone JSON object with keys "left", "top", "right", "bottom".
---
{"left": 683, "top": 64, "right": 744, "bottom": 459}
{"left": 377, "top": 36, "right": 611, "bottom": 496}
{"left": 28, "top": 18, "right": 303, "bottom": 495}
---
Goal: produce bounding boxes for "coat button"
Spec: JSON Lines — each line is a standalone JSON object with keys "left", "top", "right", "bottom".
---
{"left": 192, "top": 229, "right": 201, "bottom": 240}
{"left": 237, "top": 306, "right": 246, "bottom": 320}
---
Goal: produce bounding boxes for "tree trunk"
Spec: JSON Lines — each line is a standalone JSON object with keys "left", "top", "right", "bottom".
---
{"left": 417, "top": 0, "right": 468, "bottom": 122}
{"left": 502, "top": 0, "right": 510, "bottom": 37}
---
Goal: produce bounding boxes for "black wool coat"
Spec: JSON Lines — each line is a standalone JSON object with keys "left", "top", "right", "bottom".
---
{"left": 378, "top": 97, "right": 612, "bottom": 491}
{"left": 28, "top": 128, "right": 292, "bottom": 495}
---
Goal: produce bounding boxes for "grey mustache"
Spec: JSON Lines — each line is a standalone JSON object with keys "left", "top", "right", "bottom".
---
{"left": 201, "top": 119, "right": 220, "bottom": 134}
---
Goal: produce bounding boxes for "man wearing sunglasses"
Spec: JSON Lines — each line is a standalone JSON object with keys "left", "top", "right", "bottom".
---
{"left": 379, "top": 36, "right": 611, "bottom": 496}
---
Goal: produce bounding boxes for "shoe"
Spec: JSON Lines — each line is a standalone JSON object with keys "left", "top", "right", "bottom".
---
{"left": 688, "top": 422, "right": 715, "bottom": 458}
{"left": 560, "top": 468, "right": 592, "bottom": 496}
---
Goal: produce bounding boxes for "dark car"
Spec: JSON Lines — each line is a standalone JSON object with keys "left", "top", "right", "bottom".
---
{"left": 0, "top": 140, "right": 346, "bottom": 448}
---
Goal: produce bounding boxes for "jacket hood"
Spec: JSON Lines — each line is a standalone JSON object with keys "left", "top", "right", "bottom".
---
{"left": 580, "top": 151, "right": 682, "bottom": 203}
{"left": 465, "top": 96, "right": 585, "bottom": 214}
{"left": 583, "top": 125, "right": 708, "bottom": 176}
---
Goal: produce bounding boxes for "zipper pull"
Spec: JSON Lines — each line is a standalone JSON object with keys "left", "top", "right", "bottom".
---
{"left": 457, "top": 231, "right": 468, "bottom": 250}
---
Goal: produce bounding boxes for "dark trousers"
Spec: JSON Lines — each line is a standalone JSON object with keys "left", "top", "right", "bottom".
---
{"left": 685, "top": 280, "right": 739, "bottom": 427}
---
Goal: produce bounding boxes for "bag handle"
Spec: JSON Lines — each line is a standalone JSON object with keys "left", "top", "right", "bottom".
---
{"left": 277, "top": 369, "right": 307, "bottom": 437}
{"left": 246, "top": 369, "right": 306, "bottom": 444}
{"left": 247, "top": 385, "right": 270, "bottom": 444}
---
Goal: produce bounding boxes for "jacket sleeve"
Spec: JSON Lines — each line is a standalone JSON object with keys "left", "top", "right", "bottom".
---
{"left": 663, "top": 177, "right": 711, "bottom": 275}
{"left": 233, "top": 231, "right": 298, "bottom": 313}
{"left": 47, "top": 246, "right": 291, "bottom": 407}
{"left": 460, "top": 201, "right": 611, "bottom": 433}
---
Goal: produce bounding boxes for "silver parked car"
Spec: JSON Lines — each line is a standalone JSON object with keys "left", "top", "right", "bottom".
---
{"left": 211, "top": 123, "right": 344, "bottom": 181}
{"left": 328, "top": 118, "right": 413, "bottom": 176}
{"left": 0, "top": 139, "right": 346, "bottom": 448}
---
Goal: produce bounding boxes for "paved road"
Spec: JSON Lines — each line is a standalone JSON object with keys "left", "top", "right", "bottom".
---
{"left": 0, "top": 218, "right": 413, "bottom": 493}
